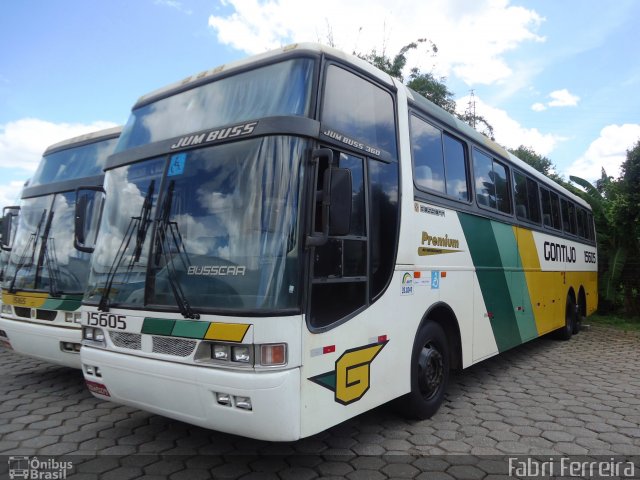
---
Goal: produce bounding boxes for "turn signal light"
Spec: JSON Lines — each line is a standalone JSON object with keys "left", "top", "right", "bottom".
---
{"left": 260, "top": 343, "right": 286, "bottom": 366}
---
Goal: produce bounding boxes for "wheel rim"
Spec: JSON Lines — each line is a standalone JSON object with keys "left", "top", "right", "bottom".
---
{"left": 417, "top": 343, "right": 444, "bottom": 400}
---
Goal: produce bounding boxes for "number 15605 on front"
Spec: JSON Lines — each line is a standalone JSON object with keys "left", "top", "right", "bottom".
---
{"left": 86, "top": 312, "right": 127, "bottom": 330}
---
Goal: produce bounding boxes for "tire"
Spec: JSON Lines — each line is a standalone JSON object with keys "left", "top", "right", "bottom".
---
{"left": 574, "top": 295, "right": 585, "bottom": 334}
{"left": 554, "top": 295, "right": 575, "bottom": 341}
{"left": 397, "top": 322, "right": 450, "bottom": 419}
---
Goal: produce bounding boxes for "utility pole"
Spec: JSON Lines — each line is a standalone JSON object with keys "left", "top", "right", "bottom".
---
{"left": 465, "top": 89, "right": 476, "bottom": 128}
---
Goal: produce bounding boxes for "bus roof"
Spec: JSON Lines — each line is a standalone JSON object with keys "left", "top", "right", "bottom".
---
{"left": 132, "top": 42, "right": 590, "bottom": 211}
{"left": 134, "top": 43, "right": 395, "bottom": 109}
{"left": 44, "top": 125, "right": 122, "bottom": 156}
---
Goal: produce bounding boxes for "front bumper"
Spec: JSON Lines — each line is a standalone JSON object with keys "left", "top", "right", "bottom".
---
{"left": 0, "top": 316, "right": 81, "bottom": 369}
{"left": 81, "top": 346, "right": 302, "bottom": 441}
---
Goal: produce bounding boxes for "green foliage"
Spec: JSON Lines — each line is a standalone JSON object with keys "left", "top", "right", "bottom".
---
{"left": 357, "top": 39, "right": 494, "bottom": 136}
{"left": 571, "top": 140, "right": 640, "bottom": 317}
{"left": 509, "top": 145, "right": 566, "bottom": 183}
{"left": 588, "top": 313, "right": 640, "bottom": 332}
{"left": 406, "top": 68, "right": 457, "bottom": 114}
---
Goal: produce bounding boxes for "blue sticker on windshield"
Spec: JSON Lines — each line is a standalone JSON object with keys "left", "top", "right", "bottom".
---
{"left": 168, "top": 153, "right": 186, "bottom": 176}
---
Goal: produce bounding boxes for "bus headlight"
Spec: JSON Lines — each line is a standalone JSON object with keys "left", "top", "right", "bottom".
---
{"left": 232, "top": 346, "right": 251, "bottom": 363}
{"left": 213, "top": 344, "right": 230, "bottom": 361}
{"left": 1, "top": 304, "right": 12, "bottom": 315}
{"left": 65, "top": 312, "right": 83, "bottom": 323}
{"left": 196, "top": 341, "right": 287, "bottom": 367}
{"left": 83, "top": 327, "right": 106, "bottom": 347}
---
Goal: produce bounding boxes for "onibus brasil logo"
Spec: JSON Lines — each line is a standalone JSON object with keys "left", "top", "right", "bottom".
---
{"left": 8, "top": 456, "right": 73, "bottom": 479}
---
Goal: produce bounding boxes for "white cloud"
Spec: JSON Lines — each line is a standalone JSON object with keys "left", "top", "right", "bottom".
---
{"left": 566, "top": 124, "right": 640, "bottom": 181}
{"left": 155, "top": 0, "right": 192, "bottom": 15}
{"left": 208, "top": 0, "right": 544, "bottom": 85}
{"left": 548, "top": 88, "right": 579, "bottom": 107}
{"left": 0, "top": 118, "right": 118, "bottom": 173}
{"left": 0, "top": 180, "right": 27, "bottom": 210}
{"left": 531, "top": 88, "right": 580, "bottom": 111}
{"left": 0, "top": 118, "right": 118, "bottom": 210}
{"left": 457, "top": 94, "right": 565, "bottom": 156}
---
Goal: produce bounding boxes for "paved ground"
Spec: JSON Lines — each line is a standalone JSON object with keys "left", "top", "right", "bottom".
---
{"left": 0, "top": 325, "right": 638, "bottom": 479}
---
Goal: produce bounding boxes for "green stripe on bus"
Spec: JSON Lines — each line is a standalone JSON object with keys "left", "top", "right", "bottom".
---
{"left": 494, "top": 223, "right": 539, "bottom": 343}
{"left": 171, "top": 320, "right": 209, "bottom": 339}
{"left": 458, "top": 213, "right": 522, "bottom": 352}
{"left": 42, "top": 295, "right": 83, "bottom": 312}
{"left": 142, "top": 318, "right": 176, "bottom": 336}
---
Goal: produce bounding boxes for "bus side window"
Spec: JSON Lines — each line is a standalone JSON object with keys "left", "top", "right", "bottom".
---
{"left": 473, "top": 149, "right": 511, "bottom": 214}
{"left": 443, "top": 133, "right": 469, "bottom": 201}
{"left": 410, "top": 115, "right": 445, "bottom": 194}
{"left": 549, "top": 191, "right": 562, "bottom": 229}
{"left": 410, "top": 115, "right": 469, "bottom": 201}
{"left": 514, "top": 172, "right": 541, "bottom": 223}
{"left": 561, "top": 198, "right": 577, "bottom": 235}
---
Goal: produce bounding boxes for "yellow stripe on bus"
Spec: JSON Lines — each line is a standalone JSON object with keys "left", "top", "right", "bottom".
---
{"left": 1, "top": 290, "right": 49, "bottom": 308}
{"left": 204, "top": 323, "right": 250, "bottom": 342}
{"left": 514, "top": 227, "right": 597, "bottom": 335}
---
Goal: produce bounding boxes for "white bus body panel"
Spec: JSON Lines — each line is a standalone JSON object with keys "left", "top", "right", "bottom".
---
{"left": 82, "top": 346, "right": 301, "bottom": 441}
{"left": 0, "top": 316, "right": 81, "bottom": 369}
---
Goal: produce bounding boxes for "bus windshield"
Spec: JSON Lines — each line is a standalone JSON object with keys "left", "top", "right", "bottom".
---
{"left": 117, "top": 58, "right": 315, "bottom": 150}
{"left": 3, "top": 192, "right": 93, "bottom": 294}
{"left": 85, "top": 136, "right": 306, "bottom": 314}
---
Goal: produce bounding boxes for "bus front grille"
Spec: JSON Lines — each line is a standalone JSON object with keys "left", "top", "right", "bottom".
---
{"left": 152, "top": 336, "right": 196, "bottom": 357}
{"left": 13, "top": 307, "right": 57, "bottom": 321}
{"left": 109, "top": 331, "right": 142, "bottom": 350}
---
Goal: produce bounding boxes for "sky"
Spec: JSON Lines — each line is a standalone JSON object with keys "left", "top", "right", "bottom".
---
{"left": 1, "top": 0, "right": 639, "bottom": 210}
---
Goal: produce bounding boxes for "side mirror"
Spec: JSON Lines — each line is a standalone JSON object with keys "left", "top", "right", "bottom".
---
{"left": 75, "top": 187, "right": 105, "bottom": 253}
{"left": 306, "top": 148, "right": 354, "bottom": 248}
{"left": 328, "top": 168, "right": 352, "bottom": 236}
{"left": 1, "top": 206, "right": 20, "bottom": 251}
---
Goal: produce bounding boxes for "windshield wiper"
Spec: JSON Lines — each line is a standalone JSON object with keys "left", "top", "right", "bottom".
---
{"left": 8, "top": 209, "right": 46, "bottom": 294}
{"left": 153, "top": 180, "right": 199, "bottom": 319}
{"left": 31, "top": 206, "right": 62, "bottom": 298}
{"left": 98, "top": 180, "right": 155, "bottom": 312}
{"left": 43, "top": 237, "right": 62, "bottom": 297}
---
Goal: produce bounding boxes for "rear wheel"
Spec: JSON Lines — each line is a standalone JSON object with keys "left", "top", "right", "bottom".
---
{"left": 574, "top": 291, "right": 586, "bottom": 334}
{"left": 555, "top": 295, "right": 575, "bottom": 341}
{"left": 398, "top": 322, "right": 450, "bottom": 419}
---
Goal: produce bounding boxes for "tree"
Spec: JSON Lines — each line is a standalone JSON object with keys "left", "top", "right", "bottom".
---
{"left": 571, "top": 140, "right": 640, "bottom": 318}
{"left": 509, "top": 146, "right": 562, "bottom": 181}
{"left": 406, "top": 68, "right": 457, "bottom": 115}
{"left": 357, "top": 39, "right": 494, "bottom": 136}
{"left": 611, "top": 141, "right": 640, "bottom": 316}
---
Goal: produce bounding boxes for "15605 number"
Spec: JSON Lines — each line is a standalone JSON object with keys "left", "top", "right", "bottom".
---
{"left": 86, "top": 312, "right": 127, "bottom": 330}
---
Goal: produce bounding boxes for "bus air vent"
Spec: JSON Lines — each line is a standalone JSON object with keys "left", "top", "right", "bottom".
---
{"left": 152, "top": 336, "right": 196, "bottom": 357}
{"left": 109, "top": 331, "right": 142, "bottom": 350}
{"left": 13, "top": 307, "right": 31, "bottom": 319}
{"left": 37, "top": 310, "right": 57, "bottom": 321}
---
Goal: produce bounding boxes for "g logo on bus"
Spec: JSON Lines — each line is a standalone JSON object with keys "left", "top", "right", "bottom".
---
{"left": 309, "top": 341, "right": 388, "bottom": 405}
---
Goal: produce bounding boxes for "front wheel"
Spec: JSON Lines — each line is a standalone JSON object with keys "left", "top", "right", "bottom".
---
{"left": 397, "top": 322, "right": 450, "bottom": 419}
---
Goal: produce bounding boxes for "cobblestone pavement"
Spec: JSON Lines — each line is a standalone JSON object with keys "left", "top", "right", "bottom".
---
{"left": 0, "top": 325, "right": 638, "bottom": 479}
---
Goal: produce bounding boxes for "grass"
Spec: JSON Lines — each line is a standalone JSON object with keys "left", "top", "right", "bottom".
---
{"left": 587, "top": 313, "right": 640, "bottom": 332}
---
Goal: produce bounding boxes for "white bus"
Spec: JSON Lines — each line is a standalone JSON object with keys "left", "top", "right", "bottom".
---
{"left": 79, "top": 44, "right": 597, "bottom": 441}
{"left": 0, "top": 127, "right": 121, "bottom": 368}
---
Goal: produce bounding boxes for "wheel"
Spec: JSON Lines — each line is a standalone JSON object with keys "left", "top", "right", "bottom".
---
{"left": 554, "top": 295, "right": 575, "bottom": 341}
{"left": 574, "top": 294, "right": 585, "bottom": 334}
{"left": 397, "top": 321, "right": 450, "bottom": 419}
